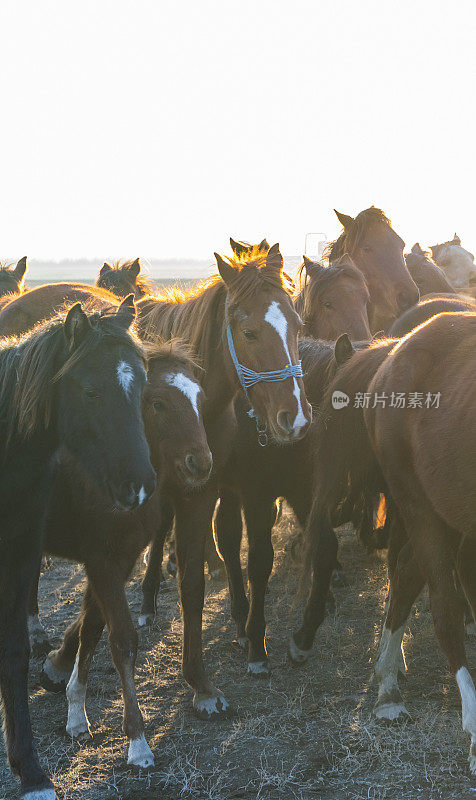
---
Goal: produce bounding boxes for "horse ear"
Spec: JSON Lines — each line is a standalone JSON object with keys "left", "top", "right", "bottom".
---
{"left": 334, "top": 210, "right": 355, "bottom": 231}
{"left": 128, "top": 258, "right": 141, "bottom": 280}
{"left": 258, "top": 238, "right": 269, "bottom": 252}
{"left": 13, "top": 256, "right": 27, "bottom": 281}
{"left": 99, "top": 262, "right": 111, "bottom": 279}
{"left": 215, "top": 253, "right": 239, "bottom": 285}
{"left": 229, "top": 238, "right": 248, "bottom": 257}
{"left": 302, "top": 255, "right": 324, "bottom": 280}
{"left": 334, "top": 333, "right": 355, "bottom": 366}
{"left": 115, "top": 294, "right": 136, "bottom": 329}
{"left": 64, "top": 303, "right": 92, "bottom": 349}
{"left": 265, "top": 243, "right": 283, "bottom": 275}
{"left": 453, "top": 233, "right": 461, "bottom": 246}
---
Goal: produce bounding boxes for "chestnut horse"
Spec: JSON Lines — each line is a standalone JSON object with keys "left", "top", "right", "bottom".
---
{"left": 137, "top": 243, "right": 311, "bottom": 716}
{"left": 405, "top": 243, "right": 455, "bottom": 296}
{"left": 34, "top": 342, "right": 211, "bottom": 770}
{"left": 389, "top": 293, "right": 476, "bottom": 337}
{"left": 0, "top": 257, "right": 27, "bottom": 310}
{"left": 0, "top": 297, "right": 156, "bottom": 800}
{"left": 141, "top": 251, "right": 371, "bottom": 675}
{"left": 328, "top": 207, "right": 419, "bottom": 332}
{"left": 96, "top": 258, "right": 153, "bottom": 300}
{"left": 366, "top": 312, "right": 476, "bottom": 774}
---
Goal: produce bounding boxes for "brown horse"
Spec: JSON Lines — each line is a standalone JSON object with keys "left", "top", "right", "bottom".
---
{"left": 33, "top": 342, "right": 211, "bottom": 769}
{"left": 96, "top": 258, "right": 153, "bottom": 300}
{"left": 136, "top": 244, "right": 311, "bottom": 716}
{"left": 0, "top": 257, "right": 27, "bottom": 310}
{"left": 0, "top": 282, "right": 118, "bottom": 337}
{"left": 405, "top": 243, "right": 455, "bottom": 296}
{"left": 328, "top": 207, "right": 419, "bottom": 332}
{"left": 141, "top": 249, "right": 372, "bottom": 674}
{"left": 389, "top": 293, "right": 476, "bottom": 337}
{"left": 295, "top": 255, "right": 371, "bottom": 341}
{"left": 365, "top": 312, "right": 476, "bottom": 773}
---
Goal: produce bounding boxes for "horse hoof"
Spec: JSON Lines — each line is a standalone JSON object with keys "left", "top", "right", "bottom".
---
{"left": 28, "top": 616, "right": 53, "bottom": 658}
{"left": 288, "top": 635, "right": 311, "bottom": 665}
{"left": 374, "top": 701, "right": 411, "bottom": 723}
{"left": 40, "top": 657, "right": 71, "bottom": 693}
{"left": 247, "top": 661, "right": 270, "bottom": 677}
{"left": 233, "top": 637, "right": 247, "bottom": 650}
{"left": 127, "top": 734, "right": 155, "bottom": 769}
{"left": 138, "top": 612, "right": 154, "bottom": 628}
{"left": 22, "top": 788, "right": 57, "bottom": 800}
{"left": 192, "top": 691, "right": 232, "bottom": 719}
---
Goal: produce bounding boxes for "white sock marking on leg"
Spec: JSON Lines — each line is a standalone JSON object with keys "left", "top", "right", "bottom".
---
{"left": 127, "top": 733, "right": 154, "bottom": 767}
{"left": 66, "top": 654, "right": 89, "bottom": 736}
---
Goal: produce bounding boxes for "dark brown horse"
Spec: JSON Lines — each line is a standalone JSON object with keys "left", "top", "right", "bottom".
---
{"left": 405, "top": 243, "right": 455, "bottom": 296}
{"left": 34, "top": 342, "right": 211, "bottom": 769}
{"left": 365, "top": 312, "right": 476, "bottom": 773}
{"left": 96, "top": 258, "right": 153, "bottom": 300}
{"left": 0, "top": 257, "right": 27, "bottom": 310}
{"left": 137, "top": 244, "right": 311, "bottom": 716}
{"left": 295, "top": 255, "right": 371, "bottom": 341}
{"left": 328, "top": 207, "right": 419, "bottom": 332}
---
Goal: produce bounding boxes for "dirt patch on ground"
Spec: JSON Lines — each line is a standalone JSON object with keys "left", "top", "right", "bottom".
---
{"left": 1, "top": 508, "right": 475, "bottom": 799}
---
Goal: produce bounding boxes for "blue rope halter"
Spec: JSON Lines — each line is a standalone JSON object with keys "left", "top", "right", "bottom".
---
{"left": 225, "top": 300, "right": 304, "bottom": 446}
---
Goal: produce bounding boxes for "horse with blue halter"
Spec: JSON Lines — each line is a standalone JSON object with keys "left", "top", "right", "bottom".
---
{"left": 0, "top": 296, "right": 156, "bottom": 800}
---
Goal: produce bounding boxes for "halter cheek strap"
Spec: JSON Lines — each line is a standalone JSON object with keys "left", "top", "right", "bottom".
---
{"left": 224, "top": 299, "right": 304, "bottom": 446}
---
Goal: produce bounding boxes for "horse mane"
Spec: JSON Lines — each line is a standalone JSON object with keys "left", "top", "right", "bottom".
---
{"left": 139, "top": 252, "right": 293, "bottom": 377}
{"left": 143, "top": 337, "right": 201, "bottom": 378}
{"left": 97, "top": 260, "right": 154, "bottom": 297}
{"left": 294, "top": 256, "right": 367, "bottom": 329}
{"left": 325, "top": 207, "right": 392, "bottom": 262}
{"left": 0, "top": 308, "right": 143, "bottom": 443}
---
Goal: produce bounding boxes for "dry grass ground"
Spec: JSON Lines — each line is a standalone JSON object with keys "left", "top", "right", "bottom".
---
{"left": 1, "top": 508, "right": 475, "bottom": 800}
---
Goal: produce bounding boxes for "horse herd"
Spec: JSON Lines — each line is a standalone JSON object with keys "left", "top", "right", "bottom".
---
{"left": 0, "top": 207, "right": 475, "bottom": 799}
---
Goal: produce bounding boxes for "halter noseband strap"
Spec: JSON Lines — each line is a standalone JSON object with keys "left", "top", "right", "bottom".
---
{"left": 224, "top": 298, "right": 304, "bottom": 446}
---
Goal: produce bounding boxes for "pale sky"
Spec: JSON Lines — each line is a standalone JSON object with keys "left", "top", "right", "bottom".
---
{"left": 1, "top": 0, "right": 475, "bottom": 262}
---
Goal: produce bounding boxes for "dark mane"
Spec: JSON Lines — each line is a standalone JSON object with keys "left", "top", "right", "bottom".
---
{"left": 294, "top": 256, "right": 367, "bottom": 327}
{"left": 139, "top": 253, "right": 293, "bottom": 378}
{"left": 96, "top": 259, "right": 154, "bottom": 298}
{"left": 325, "top": 207, "right": 392, "bottom": 262}
{"left": 0, "top": 309, "right": 144, "bottom": 443}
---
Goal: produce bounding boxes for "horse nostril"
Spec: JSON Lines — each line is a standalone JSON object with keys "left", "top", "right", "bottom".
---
{"left": 185, "top": 453, "right": 198, "bottom": 477}
{"left": 276, "top": 410, "right": 294, "bottom": 436}
{"left": 118, "top": 480, "right": 139, "bottom": 509}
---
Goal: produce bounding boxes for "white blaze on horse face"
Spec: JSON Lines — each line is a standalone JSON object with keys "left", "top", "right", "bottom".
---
{"left": 165, "top": 372, "right": 201, "bottom": 420}
{"left": 264, "top": 301, "right": 307, "bottom": 435}
{"left": 117, "top": 360, "right": 135, "bottom": 399}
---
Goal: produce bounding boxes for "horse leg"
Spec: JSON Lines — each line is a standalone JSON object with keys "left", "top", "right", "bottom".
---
{"left": 243, "top": 496, "right": 276, "bottom": 677}
{"left": 205, "top": 521, "right": 225, "bottom": 580}
{"left": 85, "top": 560, "right": 154, "bottom": 767}
{"left": 374, "top": 536, "right": 424, "bottom": 721}
{"left": 455, "top": 536, "right": 476, "bottom": 772}
{"left": 139, "top": 502, "right": 173, "bottom": 627}
{"left": 289, "top": 504, "right": 338, "bottom": 664}
{"left": 41, "top": 615, "right": 82, "bottom": 693}
{"left": 174, "top": 487, "right": 231, "bottom": 718}
{"left": 27, "top": 558, "right": 52, "bottom": 658}
{"left": 214, "top": 488, "right": 249, "bottom": 647}
{"left": 0, "top": 541, "right": 56, "bottom": 799}
{"left": 65, "top": 584, "right": 104, "bottom": 740}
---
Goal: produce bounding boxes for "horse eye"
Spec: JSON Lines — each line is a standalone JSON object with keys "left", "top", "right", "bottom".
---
{"left": 361, "top": 245, "right": 372, "bottom": 252}
{"left": 243, "top": 329, "right": 257, "bottom": 341}
{"left": 323, "top": 301, "right": 333, "bottom": 310}
{"left": 153, "top": 399, "right": 166, "bottom": 413}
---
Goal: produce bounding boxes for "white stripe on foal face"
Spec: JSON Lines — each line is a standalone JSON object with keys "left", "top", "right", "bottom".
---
{"left": 117, "top": 360, "right": 135, "bottom": 399}
{"left": 165, "top": 372, "right": 201, "bottom": 419}
{"left": 264, "top": 301, "right": 306, "bottom": 435}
